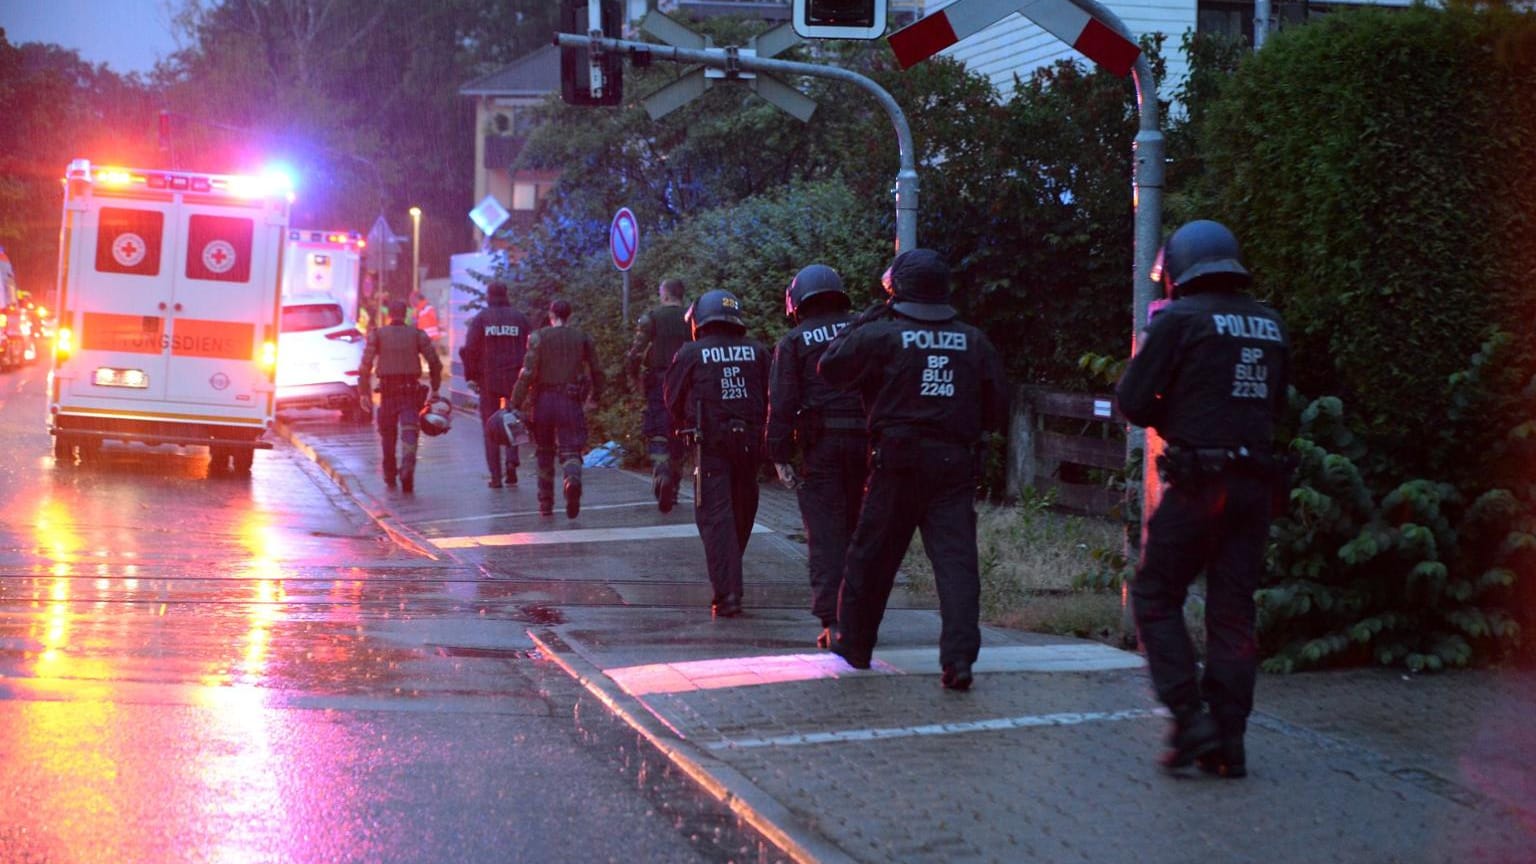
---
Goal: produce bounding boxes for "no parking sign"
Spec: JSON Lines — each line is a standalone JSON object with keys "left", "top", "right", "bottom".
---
{"left": 610, "top": 207, "right": 639, "bottom": 271}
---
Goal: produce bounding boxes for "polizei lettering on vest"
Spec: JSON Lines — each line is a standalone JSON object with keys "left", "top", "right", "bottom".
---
{"left": 701, "top": 345, "right": 757, "bottom": 364}
{"left": 900, "top": 330, "right": 968, "bottom": 351}
{"left": 801, "top": 322, "right": 848, "bottom": 346}
{"left": 485, "top": 324, "right": 521, "bottom": 336}
{"left": 1211, "top": 314, "right": 1282, "bottom": 342}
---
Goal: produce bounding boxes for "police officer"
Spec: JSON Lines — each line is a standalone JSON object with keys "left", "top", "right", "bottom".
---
{"left": 1117, "top": 219, "right": 1290, "bottom": 778}
{"left": 461, "top": 281, "right": 531, "bottom": 488}
{"left": 819, "top": 249, "right": 1007, "bottom": 690}
{"left": 511, "top": 299, "right": 604, "bottom": 518}
{"left": 665, "top": 289, "right": 769, "bottom": 619}
{"left": 766, "top": 264, "right": 868, "bottom": 648}
{"left": 358, "top": 298, "right": 443, "bottom": 494}
{"left": 625, "top": 278, "right": 692, "bottom": 512}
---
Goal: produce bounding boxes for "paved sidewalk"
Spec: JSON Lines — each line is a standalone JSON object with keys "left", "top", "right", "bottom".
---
{"left": 280, "top": 396, "right": 1536, "bottom": 864}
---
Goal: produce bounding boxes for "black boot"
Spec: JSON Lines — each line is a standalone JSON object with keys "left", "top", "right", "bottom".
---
{"left": 710, "top": 594, "right": 742, "bottom": 619}
{"left": 828, "top": 631, "right": 871, "bottom": 670}
{"left": 941, "top": 662, "right": 974, "bottom": 691}
{"left": 1197, "top": 734, "right": 1247, "bottom": 778}
{"left": 1160, "top": 708, "right": 1220, "bottom": 771}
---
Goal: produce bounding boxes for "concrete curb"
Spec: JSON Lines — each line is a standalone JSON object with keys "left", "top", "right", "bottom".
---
{"left": 273, "top": 416, "right": 445, "bottom": 562}
{"left": 528, "top": 627, "right": 860, "bottom": 864}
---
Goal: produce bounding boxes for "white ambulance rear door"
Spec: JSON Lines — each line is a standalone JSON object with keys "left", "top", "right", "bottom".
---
{"left": 68, "top": 190, "right": 179, "bottom": 403}
{"left": 162, "top": 190, "right": 284, "bottom": 412}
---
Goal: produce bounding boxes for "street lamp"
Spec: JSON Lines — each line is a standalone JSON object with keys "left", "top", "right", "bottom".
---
{"left": 409, "top": 206, "right": 422, "bottom": 298}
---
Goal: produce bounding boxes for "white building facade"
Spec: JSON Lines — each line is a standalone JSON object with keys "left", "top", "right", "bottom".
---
{"left": 927, "top": 0, "right": 1416, "bottom": 109}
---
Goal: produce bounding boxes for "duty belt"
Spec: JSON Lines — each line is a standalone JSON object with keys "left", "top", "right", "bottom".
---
{"left": 821, "top": 416, "right": 866, "bottom": 432}
{"left": 877, "top": 425, "right": 969, "bottom": 447}
{"left": 1158, "top": 443, "right": 1277, "bottom": 486}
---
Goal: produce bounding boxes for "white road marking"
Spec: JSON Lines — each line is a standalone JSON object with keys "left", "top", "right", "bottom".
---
{"left": 417, "top": 500, "right": 666, "bottom": 527}
{"left": 605, "top": 644, "right": 1145, "bottom": 697}
{"left": 434, "top": 522, "right": 772, "bottom": 549}
{"left": 705, "top": 708, "right": 1166, "bottom": 750}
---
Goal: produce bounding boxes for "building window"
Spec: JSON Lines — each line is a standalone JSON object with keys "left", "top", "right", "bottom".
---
{"left": 1198, "top": 1, "right": 1254, "bottom": 44}
{"left": 512, "top": 182, "right": 538, "bottom": 211}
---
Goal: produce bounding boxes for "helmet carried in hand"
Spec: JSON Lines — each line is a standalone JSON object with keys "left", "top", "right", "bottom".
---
{"left": 492, "top": 408, "right": 530, "bottom": 447}
{"left": 419, "top": 395, "right": 453, "bottom": 437}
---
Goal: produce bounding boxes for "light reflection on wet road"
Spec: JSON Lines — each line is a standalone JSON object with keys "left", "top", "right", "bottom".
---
{"left": 0, "top": 366, "right": 779, "bottom": 863}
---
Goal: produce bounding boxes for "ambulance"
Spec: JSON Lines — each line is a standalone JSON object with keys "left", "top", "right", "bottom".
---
{"left": 49, "top": 158, "right": 291, "bottom": 473}
{"left": 281, "top": 228, "right": 364, "bottom": 323}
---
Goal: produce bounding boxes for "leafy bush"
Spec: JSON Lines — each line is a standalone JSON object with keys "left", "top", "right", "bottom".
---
{"left": 1261, "top": 368, "right": 1534, "bottom": 672}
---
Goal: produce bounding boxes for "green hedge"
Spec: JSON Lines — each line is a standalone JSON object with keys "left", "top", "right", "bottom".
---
{"left": 1199, "top": 5, "right": 1536, "bottom": 484}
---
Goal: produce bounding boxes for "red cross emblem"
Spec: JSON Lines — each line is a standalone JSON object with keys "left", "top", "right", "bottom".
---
{"left": 202, "top": 240, "right": 237, "bottom": 274}
{"left": 112, "top": 232, "right": 148, "bottom": 267}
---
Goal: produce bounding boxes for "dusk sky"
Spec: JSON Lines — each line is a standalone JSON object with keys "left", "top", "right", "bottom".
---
{"left": 1, "top": 0, "right": 186, "bottom": 75}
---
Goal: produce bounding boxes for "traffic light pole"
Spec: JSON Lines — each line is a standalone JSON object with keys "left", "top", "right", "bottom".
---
{"left": 554, "top": 32, "right": 919, "bottom": 253}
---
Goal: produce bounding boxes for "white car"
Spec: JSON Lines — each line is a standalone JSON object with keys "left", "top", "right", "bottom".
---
{"left": 276, "top": 293, "right": 369, "bottom": 422}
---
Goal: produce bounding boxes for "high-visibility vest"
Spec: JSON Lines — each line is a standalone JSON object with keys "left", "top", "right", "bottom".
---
{"left": 408, "top": 300, "right": 441, "bottom": 341}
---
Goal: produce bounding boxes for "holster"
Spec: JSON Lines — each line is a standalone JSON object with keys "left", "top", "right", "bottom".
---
{"left": 720, "top": 419, "right": 759, "bottom": 462}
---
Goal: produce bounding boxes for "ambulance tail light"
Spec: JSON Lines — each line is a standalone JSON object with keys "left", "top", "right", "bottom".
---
{"left": 55, "top": 327, "right": 74, "bottom": 361}
{"left": 260, "top": 339, "right": 278, "bottom": 371}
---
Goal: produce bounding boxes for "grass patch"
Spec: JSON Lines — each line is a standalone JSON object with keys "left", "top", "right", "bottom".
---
{"left": 901, "top": 496, "right": 1132, "bottom": 646}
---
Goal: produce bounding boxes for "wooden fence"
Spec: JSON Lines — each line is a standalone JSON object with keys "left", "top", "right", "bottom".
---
{"left": 1005, "top": 385, "right": 1126, "bottom": 515}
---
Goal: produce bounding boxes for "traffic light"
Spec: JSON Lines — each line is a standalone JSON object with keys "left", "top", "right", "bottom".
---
{"left": 792, "top": 0, "right": 888, "bottom": 40}
{"left": 560, "top": 0, "right": 624, "bottom": 107}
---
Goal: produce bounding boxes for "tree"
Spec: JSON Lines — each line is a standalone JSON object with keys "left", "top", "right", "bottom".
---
{"left": 0, "top": 37, "right": 162, "bottom": 299}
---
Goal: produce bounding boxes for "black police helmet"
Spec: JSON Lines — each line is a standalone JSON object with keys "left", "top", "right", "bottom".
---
{"left": 686, "top": 289, "right": 746, "bottom": 337}
{"left": 1160, "top": 220, "right": 1251, "bottom": 296}
{"left": 886, "top": 249, "right": 956, "bottom": 322}
{"left": 419, "top": 395, "right": 453, "bottom": 437}
{"left": 785, "top": 264, "right": 849, "bottom": 318}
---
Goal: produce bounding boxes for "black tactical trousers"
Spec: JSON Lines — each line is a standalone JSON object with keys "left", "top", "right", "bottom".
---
{"left": 694, "top": 439, "right": 760, "bottom": 603}
{"left": 838, "top": 438, "right": 979, "bottom": 670}
{"left": 642, "top": 371, "right": 684, "bottom": 478}
{"left": 477, "top": 388, "right": 518, "bottom": 479}
{"left": 376, "top": 379, "right": 423, "bottom": 483}
{"left": 796, "top": 432, "right": 868, "bottom": 626}
{"left": 530, "top": 390, "right": 587, "bottom": 512}
{"left": 1131, "top": 470, "right": 1271, "bottom": 734}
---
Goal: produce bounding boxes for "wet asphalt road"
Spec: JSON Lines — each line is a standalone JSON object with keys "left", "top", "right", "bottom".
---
{"left": 0, "top": 363, "right": 779, "bottom": 864}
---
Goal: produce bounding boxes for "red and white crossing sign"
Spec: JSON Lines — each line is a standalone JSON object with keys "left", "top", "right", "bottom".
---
{"left": 889, "top": 0, "right": 1141, "bottom": 77}
{"left": 610, "top": 207, "right": 639, "bottom": 271}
